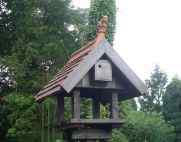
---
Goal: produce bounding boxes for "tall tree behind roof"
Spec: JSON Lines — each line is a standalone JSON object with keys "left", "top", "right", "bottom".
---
{"left": 139, "top": 65, "right": 168, "bottom": 113}
{"left": 0, "top": 0, "right": 88, "bottom": 140}
{"left": 88, "top": 0, "right": 116, "bottom": 44}
{"left": 163, "top": 78, "right": 181, "bottom": 142}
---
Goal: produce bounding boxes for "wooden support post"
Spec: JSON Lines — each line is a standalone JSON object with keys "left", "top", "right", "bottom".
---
{"left": 92, "top": 99, "right": 100, "bottom": 118}
{"left": 109, "top": 102, "right": 112, "bottom": 119}
{"left": 56, "top": 95, "right": 64, "bottom": 125}
{"left": 111, "top": 92, "right": 119, "bottom": 119}
{"left": 72, "top": 90, "right": 80, "bottom": 120}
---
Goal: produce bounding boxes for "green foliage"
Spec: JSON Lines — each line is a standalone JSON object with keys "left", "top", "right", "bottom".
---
{"left": 5, "top": 92, "right": 40, "bottom": 142}
{"left": 40, "top": 98, "right": 61, "bottom": 142}
{"left": 80, "top": 98, "right": 92, "bottom": 119}
{"left": 88, "top": 0, "right": 116, "bottom": 44}
{"left": 139, "top": 65, "right": 168, "bottom": 113}
{"left": 110, "top": 100, "right": 175, "bottom": 142}
{"left": 0, "top": 0, "right": 88, "bottom": 141}
{"left": 0, "top": 100, "right": 9, "bottom": 142}
{"left": 163, "top": 77, "right": 181, "bottom": 141}
{"left": 111, "top": 130, "right": 129, "bottom": 142}
{"left": 123, "top": 111, "right": 175, "bottom": 142}
{"left": 113, "top": 111, "right": 175, "bottom": 142}
{"left": 2, "top": 0, "right": 86, "bottom": 93}
{"left": 0, "top": 1, "right": 178, "bottom": 142}
{"left": 0, "top": 62, "right": 15, "bottom": 96}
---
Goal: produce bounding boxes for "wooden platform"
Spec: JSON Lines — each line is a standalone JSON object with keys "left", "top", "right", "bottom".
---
{"left": 70, "top": 119, "right": 124, "bottom": 124}
{"left": 61, "top": 119, "right": 124, "bottom": 130}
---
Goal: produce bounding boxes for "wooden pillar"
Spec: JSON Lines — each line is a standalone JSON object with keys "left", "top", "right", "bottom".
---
{"left": 92, "top": 99, "right": 100, "bottom": 118}
{"left": 109, "top": 103, "right": 112, "bottom": 119}
{"left": 56, "top": 95, "right": 64, "bottom": 124}
{"left": 111, "top": 92, "right": 119, "bottom": 119}
{"left": 72, "top": 90, "right": 80, "bottom": 119}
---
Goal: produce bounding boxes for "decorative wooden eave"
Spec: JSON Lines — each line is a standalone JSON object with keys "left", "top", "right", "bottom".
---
{"left": 35, "top": 16, "right": 147, "bottom": 101}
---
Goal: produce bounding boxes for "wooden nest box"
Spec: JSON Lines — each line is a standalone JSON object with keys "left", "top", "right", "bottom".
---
{"left": 35, "top": 16, "right": 147, "bottom": 142}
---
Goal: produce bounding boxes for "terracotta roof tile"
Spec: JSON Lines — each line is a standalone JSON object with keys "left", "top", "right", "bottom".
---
{"left": 35, "top": 16, "right": 111, "bottom": 101}
{"left": 35, "top": 40, "right": 97, "bottom": 101}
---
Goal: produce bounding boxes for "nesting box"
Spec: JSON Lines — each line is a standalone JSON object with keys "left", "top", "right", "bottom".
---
{"left": 94, "top": 60, "right": 112, "bottom": 82}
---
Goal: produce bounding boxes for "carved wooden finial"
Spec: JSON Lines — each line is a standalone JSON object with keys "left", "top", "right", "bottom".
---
{"left": 95, "top": 16, "right": 108, "bottom": 44}
{"left": 96, "top": 16, "right": 108, "bottom": 34}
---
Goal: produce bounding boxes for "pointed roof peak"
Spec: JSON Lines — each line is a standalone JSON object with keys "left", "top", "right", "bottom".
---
{"left": 35, "top": 40, "right": 147, "bottom": 101}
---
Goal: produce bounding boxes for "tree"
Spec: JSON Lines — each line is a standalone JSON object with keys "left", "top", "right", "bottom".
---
{"left": 0, "top": 99, "right": 9, "bottom": 142}
{"left": 139, "top": 65, "right": 168, "bottom": 113}
{"left": 122, "top": 111, "right": 175, "bottom": 142}
{"left": 0, "top": 0, "right": 14, "bottom": 56}
{"left": 88, "top": 0, "right": 116, "bottom": 44}
{"left": 163, "top": 77, "right": 181, "bottom": 142}
{"left": 0, "top": 0, "right": 88, "bottom": 141}
{"left": 5, "top": 93, "right": 40, "bottom": 142}
{"left": 111, "top": 100, "right": 175, "bottom": 142}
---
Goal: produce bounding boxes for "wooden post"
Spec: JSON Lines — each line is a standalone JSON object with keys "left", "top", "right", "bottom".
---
{"left": 92, "top": 99, "right": 100, "bottom": 118}
{"left": 72, "top": 90, "right": 80, "bottom": 120}
{"left": 109, "top": 102, "right": 112, "bottom": 119}
{"left": 56, "top": 95, "right": 64, "bottom": 125}
{"left": 111, "top": 92, "right": 119, "bottom": 119}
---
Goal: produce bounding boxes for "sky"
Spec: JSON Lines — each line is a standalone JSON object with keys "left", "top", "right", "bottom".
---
{"left": 72, "top": 0, "right": 181, "bottom": 81}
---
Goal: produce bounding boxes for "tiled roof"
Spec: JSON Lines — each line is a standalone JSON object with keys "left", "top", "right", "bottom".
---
{"left": 35, "top": 40, "right": 98, "bottom": 101}
{"left": 35, "top": 16, "right": 148, "bottom": 101}
{"left": 35, "top": 16, "right": 110, "bottom": 101}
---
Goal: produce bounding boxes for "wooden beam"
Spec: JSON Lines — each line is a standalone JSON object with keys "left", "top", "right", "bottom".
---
{"left": 70, "top": 119, "right": 123, "bottom": 124}
{"left": 72, "top": 90, "right": 80, "bottom": 120}
{"left": 56, "top": 95, "right": 64, "bottom": 125}
{"left": 92, "top": 99, "right": 100, "bottom": 118}
{"left": 111, "top": 92, "right": 119, "bottom": 119}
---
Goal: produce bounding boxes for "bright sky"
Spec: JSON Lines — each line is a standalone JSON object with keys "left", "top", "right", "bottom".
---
{"left": 72, "top": 0, "right": 181, "bottom": 81}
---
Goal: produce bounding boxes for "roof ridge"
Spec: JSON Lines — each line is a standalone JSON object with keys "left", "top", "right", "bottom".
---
{"left": 70, "top": 15, "right": 109, "bottom": 59}
{"left": 70, "top": 40, "right": 96, "bottom": 58}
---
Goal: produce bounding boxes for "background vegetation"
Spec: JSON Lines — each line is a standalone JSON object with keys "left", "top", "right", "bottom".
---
{"left": 0, "top": 0, "right": 180, "bottom": 142}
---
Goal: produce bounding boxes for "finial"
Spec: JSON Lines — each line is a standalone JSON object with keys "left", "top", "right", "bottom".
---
{"left": 95, "top": 16, "right": 108, "bottom": 43}
{"left": 96, "top": 16, "right": 108, "bottom": 35}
